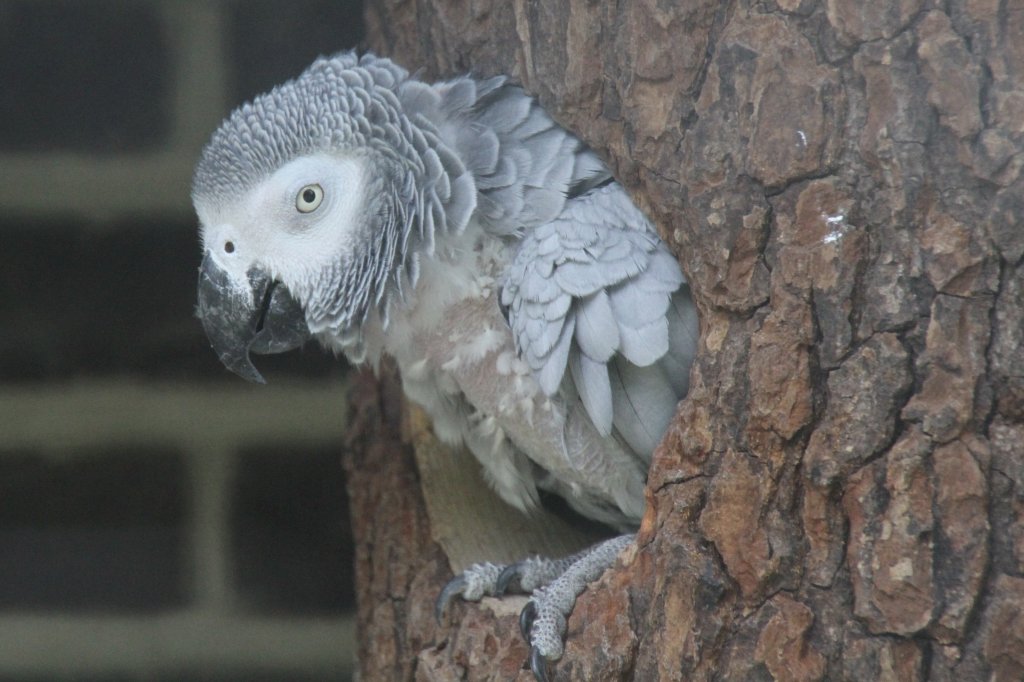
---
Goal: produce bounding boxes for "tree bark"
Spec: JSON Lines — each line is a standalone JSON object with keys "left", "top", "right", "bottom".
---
{"left": 345, "top": 1, "right": 1024, "bottom": 679}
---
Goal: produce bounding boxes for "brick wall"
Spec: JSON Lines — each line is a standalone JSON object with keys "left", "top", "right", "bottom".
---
{"left": 0, "top": 1, "right": 365, "bottom": 679}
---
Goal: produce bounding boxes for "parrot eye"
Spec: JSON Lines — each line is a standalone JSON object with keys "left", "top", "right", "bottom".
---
{"left": 296, "top": 184, "right": 324, "bottom": 213}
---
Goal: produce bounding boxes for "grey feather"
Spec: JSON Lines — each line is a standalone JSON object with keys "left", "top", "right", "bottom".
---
{"left": 535, "top": 313, "right": 575, "bottom": 396}
{"left": 570, "top": 352, "right": 613, "bottom": 436}
{"left": 466, "top": 128, "right": 501, "bottom": 176}
{"left": 608, "top": 357, "right": 679, "bottom": 457}
{"left": 617, "top": 317, "right": 669, "bottom": 369}
{"left": 659, "top": 287, "right": 699, "bottom": 397}
{"left": 575, "top": 291, "right": 619, "bottom": 362}
{"left": 608, "top": 281, "right": 668, "bottom": 330}
{"left": 502, "top": 180, "right": 693, "bottom": 456}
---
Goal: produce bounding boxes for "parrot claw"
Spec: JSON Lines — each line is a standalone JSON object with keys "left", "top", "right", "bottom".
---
{"left": 495, "top": 562, "right": 523, "bottom": 595}
{"left": 435, "top": 575, "right": 468, "bottom": 623}
{"left": 519, "top": 599, "right": 537, "bottom": 641}
{"left": 530, "top": 645, "right": 551, "bottom": 682}
{"left": 435, "top": 561, "right": 505, "bottom": 623}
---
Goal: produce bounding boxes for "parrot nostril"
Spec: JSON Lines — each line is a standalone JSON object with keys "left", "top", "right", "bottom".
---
{"left": 224, "top": 241, "right": 235, "bottom": 253}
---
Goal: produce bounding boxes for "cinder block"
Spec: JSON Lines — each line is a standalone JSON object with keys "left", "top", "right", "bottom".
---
{"left": 225, "top": 0, "right": 365, "bottom": 103}
{"left": 0, "top": 1, "right": 170, "bottom": 152}
{"left": 0, "top": 446, "right": 187, "bottom": 611}
{"left": 230, "top": 445, "right": 355, "bottom": 614}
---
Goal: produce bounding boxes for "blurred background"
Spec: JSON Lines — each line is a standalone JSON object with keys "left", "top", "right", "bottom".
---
{"left": 0, "top": 1, "right": 365, "bottom": 679}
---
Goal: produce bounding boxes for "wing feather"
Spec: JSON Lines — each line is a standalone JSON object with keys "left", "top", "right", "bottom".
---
{"left": 570, "top": 351, "right": 613, "bottom": 436}
{"left": 660, "top": 286, "right": 699, "bottom": 392}
{"left": 575, "top": 291, "right": 619, "bottom": 362}
{"left": 503, "top": 182, "right": 697, "bottom": 455}
{"left": 608, "top": 356, "right": 680, "bottom": 456}
{"left": 436, "top": 78, "right": 606, "bottom": 235}
{"left": 618, "top": 317, "right": 669, "bottom": 367}
{"left": 430, "top": 73, "right": 700, "bottom": 486}
{"left": 535, "top": 312, "right": 575, "bottom": 396}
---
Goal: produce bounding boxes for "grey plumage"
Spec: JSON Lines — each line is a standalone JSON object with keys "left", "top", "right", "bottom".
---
{"left": 192, "top": 51, "right": 699, "bottom": 676}
{"left": 193, "top": 51, "right": 696, "bottom": 530}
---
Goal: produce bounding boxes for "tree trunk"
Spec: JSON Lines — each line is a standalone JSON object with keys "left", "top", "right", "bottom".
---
{"left": 345, "top": 1, "right": 1024, "bottom": 679}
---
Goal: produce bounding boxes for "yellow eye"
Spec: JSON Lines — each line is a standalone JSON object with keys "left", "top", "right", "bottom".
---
{"left": 296, "top": 184, "right": 324, "bottom": 213}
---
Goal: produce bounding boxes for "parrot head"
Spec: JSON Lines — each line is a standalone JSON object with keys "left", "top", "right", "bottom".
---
{"left": 191, "top": 53, "right": 469, "bottom": 382}
{"left": 194, "top": 150, "right": 370, "bottom": 383}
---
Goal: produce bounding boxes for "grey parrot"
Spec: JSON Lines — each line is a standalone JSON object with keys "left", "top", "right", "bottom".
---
{"left": 192, "top": 52, "right": 698, "bottom": 679}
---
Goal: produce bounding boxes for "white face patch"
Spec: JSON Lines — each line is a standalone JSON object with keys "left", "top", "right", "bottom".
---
{"left": 196, "top": 153, "right": 367, "bottom": 300}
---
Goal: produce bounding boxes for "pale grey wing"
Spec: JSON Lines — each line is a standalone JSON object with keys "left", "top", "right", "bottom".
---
{"left": 399, "top": 74, "right": 609, "bottom": 235}
{"left": 501, "top": 183, "right": 698, "bottom": 460}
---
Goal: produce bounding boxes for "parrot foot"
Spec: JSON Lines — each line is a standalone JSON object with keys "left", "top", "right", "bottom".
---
{"left": 435, "top": 533, "right": 635, "bottom": 681}
{"left": 521, "top": 534, "right": 634, "bottom": 679}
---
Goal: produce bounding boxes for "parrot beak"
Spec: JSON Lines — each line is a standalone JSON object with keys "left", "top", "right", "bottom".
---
{"left": 196, "top": 253, "right": 311, "bottom": 383}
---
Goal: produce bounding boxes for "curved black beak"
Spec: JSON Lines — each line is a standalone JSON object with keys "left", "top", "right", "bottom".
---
{"left": 196, "top": 254, "right": 311, "bottom": 383}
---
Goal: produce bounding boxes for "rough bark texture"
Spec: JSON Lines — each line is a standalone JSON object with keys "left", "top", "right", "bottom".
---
{"left": 344, "top": 1, "right": 1024, "bottom": 680}
{"left": 342, "top": 368, "right": 450, "bottom": 682}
